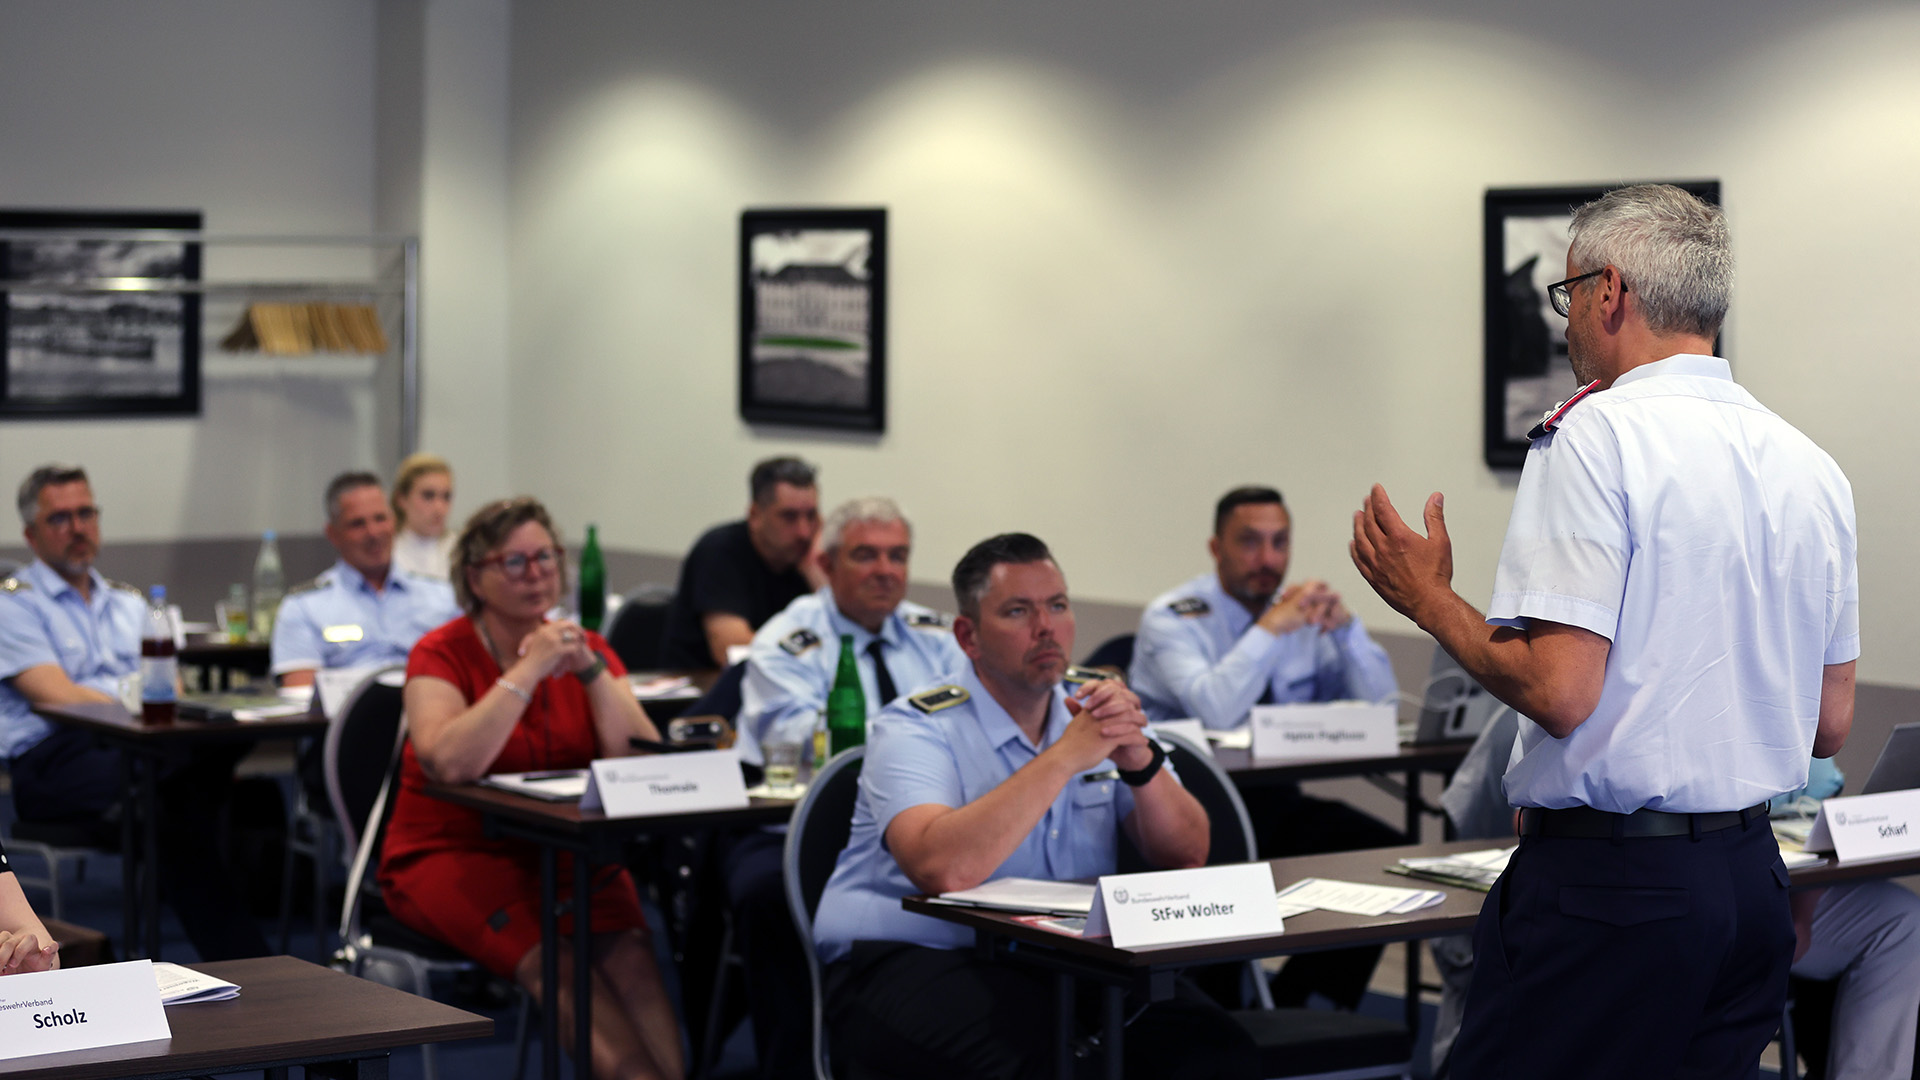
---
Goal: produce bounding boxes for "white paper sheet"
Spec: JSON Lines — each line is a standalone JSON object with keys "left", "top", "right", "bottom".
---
{"left": 153, "top": 962, "right": 240, "bottom": 1005}
{"left": 1396, "top": 846, "right": 1516, "bottom": 888}
{"left": 929, "top": 877, "right": 1098, "bottom": 916}
{"left": 1207, "top": 726, "right": 1253, "bottom": 750}
{"left": 1273, "top": 877, "right": 1445, "bottom": 916}
{"left": 480, "top": 770, "right": 590, "bottom": 800}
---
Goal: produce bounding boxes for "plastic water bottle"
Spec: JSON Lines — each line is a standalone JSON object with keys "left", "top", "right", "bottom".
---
{"left": 141, "top": 585, "right": 178, "bottom": 725}
{"left": 578, "top": 524, "right": 606, "bottom": 632}
{"left": 251, "top": 530, "right": 283, "bottom": 643}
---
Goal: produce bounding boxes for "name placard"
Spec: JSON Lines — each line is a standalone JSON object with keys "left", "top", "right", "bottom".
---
{"left": 1152, "top": 718, "right": 1212, "bottom": 758}
{"left": 580, "top": 749, "right": 749, "bottom": 817}
{"left": 1804, "top": 790, "right": 1920, "bottom": 863}
{"left": 1082, "top": 863, "right": 1284, "bottom": 949}
{"left": 0, "top": 959, "right": 170, "bottom": 1062}
{"left": 1250, "top": 701, "right": 1397, "bottom": 761}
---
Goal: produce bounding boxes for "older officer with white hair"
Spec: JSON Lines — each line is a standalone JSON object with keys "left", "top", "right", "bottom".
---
{"left": 1352, "top": 184, "right": 1857, "bottom": 1078}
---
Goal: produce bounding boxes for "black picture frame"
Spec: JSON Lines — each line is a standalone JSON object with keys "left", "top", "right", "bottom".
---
{"left": 739, "top": 207, "right": 886, "bottom": 432}
{"left": 0, "top": 208, "right": 203, "bottom": 419}
{"left": 1482, "top": 182, "right": 1718, "bottom": 468}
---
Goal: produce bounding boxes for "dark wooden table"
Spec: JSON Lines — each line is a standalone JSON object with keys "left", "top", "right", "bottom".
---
{"left": 904, "top": 839, "right": 1920, "bottom": 1080}
{"left": 423, "top": 778, "right": 797, "bottom": 1080}
{"left": 0, "top": 955, "right": 491, "bottom": 1079}
{"left": 30, "top": 700, "right": 329, "bottom": 961}
{"left": 1212, "top": 740, "right": 1473, "bottom": 841}
{"left": 177, "top": 635, "right": 271, "bottom": 692}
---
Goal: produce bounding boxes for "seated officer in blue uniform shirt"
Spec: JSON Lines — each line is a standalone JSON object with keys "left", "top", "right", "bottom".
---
{"left": 815, "top": 533, "right": 1257, "bottom": 1080}
{"left": 270, "top": 471, "right": 458, "bottom": 687}
{"left": 0, "top": 464, "right": 267, "bottom": 960}
{"left": 725, "top": 495, "right": 965, "bottom": 1079}
{"left": 1131, "top": 485, "right": 1400, "bottom": 1008}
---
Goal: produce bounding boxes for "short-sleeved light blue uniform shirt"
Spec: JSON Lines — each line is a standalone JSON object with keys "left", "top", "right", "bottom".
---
{"left": 269, "top": 560, "right": 458, "bottom": 676}
{"left": 0, "top": 559, "right": 146, "bottom": 759}
{"left": 736, "top": 587, "right": 967, "bottom": 766}
{"left": 812, "top": 663, "right": 1165, "bottom": 965}
{"left": 1489, "top": 355, "right": 1859, "bottom": 813}
{"left": 1130, "top": 572, "right": 1397, "bottom": 729}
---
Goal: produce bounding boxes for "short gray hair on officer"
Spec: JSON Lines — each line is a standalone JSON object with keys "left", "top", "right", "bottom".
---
{"left": 17, "top": 464, "right": 89, "bottom": 525}
{"left": 820, "top": 496, "right": 911, "bottom": 556}
{"left": 1567, "top": 184, "right": 1732, "bottom": 340}
{"left": 323, "top": 471, "right": 384, "bottom": 524}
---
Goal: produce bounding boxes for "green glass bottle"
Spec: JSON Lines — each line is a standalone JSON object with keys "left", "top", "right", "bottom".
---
{"left": 578, "top": 523, "right": 606, "bottom": 632}
{"left": 826, "top": 634, "right": 867, "bottom": 758}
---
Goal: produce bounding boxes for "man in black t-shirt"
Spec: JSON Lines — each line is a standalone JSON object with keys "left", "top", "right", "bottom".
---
{"left": 660, "top": 457, "right": 823, "bottom": 668}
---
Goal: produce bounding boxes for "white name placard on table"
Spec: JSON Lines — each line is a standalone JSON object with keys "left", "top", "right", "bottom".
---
{"left": 1152, "top": 718, "right": 1213, "bottom": 758}
{"left": 1250, "top": 701, "right": 1397, "bottom": 761}
{"left": 580, "top": 749, "right": 749, "bottom": 817}
{"left": 0, "top": 959, "right": 171, "bottom": 1062}
{"left": 1082, "top": 863, "right": 1284, "bottom": 949}
{"left": 1804, "top": 790, "right": 1920, "bottom": 863}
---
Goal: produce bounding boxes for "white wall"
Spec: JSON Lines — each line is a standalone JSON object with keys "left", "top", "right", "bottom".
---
{"left": 508, "top": 1, "right": 1920, "bottom": 685}
{"left": 0, "top": 0, "right": 382, "bottom": 540}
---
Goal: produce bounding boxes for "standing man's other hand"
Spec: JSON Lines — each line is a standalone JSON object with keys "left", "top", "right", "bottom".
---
{"left": 1350, "top": 485, "right": 1453, "bottom": 623}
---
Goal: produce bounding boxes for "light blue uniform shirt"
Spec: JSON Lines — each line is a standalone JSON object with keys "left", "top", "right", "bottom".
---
{"left": 812, "top": 663, "right": 1163, "bottom": 965}
{"left": 1490, "top": 355, "right": 1859, "bottom": 813}
{"left": 0, "top": 559, "right": 146, "bottom": 759}
{"left": 269, "top": 560, "right": 458, "bottom": 676}
{"left": 1130, "top": 571, "right": 1397, "bottom": 729}
{"left": 736, "top": 587, "right": 967, "bottom": 766}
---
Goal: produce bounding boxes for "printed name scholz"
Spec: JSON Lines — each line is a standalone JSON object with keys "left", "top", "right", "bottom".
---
{"left": 33, "top": 1008, "right": 88, "bottom": 1028}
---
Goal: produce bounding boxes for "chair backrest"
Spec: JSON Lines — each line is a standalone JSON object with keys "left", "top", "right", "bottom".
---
{"left": 681, "top": 661, "right": 747, "bottom": 727}
{"left": 782, "top": 748, "right": 866, "bottom": 1080}
{"left": 605, "top": 584, "right": 674, "bottom": 671}
{"left": 1156, "top": 729, "right": 1258, "bottom": 866}
{"left": 1081, "top": 633, "right": 1135, "bottom": 673}
{"left": 323, "top": 665, "right": 408, "bottom": 859}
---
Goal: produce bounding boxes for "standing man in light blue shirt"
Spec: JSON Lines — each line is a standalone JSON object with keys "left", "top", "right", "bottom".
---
{"left": 726, "top": 495, "right": 964, "bottom": 1079}
{"left": 1132, "top": 485, "right": 1401, "bottom": 1009}
{"left": 1353, "top": 185, "right": 1857, "bottom": 1078}
{"left": 815, "top": 533, "right": 1256, "bottom": 1080}
{"left": 270, "top": 471, "right": 458, "bottom": 687}
{"left": 0, "top": 464, "right": 268, "bottom": 961}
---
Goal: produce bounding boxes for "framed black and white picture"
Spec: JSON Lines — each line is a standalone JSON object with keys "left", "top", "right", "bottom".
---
{"left": 1482, "top": 182, "right": 1718, "bottom": 468}
{"left": 739, "top": 207, "right": 886, "bottom": 432}
{"left": 0, "top": 208, "right": 203, "bottom": 419}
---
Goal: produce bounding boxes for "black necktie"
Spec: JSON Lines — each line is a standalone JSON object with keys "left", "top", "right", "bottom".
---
{"left": 865, "top": 639, "right": 899, "bottom": 704}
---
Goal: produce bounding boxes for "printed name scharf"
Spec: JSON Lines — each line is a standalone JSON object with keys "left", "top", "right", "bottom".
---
{"left": 32, "top": 1007, "right": 89, "bottom": 1029}
{"left": 1149, "top": 901, "right": 1237, "bottom": 922}
{"left": 646, "top": 781, "right": 699, "bottom": 796}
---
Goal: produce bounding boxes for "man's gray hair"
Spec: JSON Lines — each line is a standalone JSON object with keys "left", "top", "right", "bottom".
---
{"left": 17, "top": 464, "right": 89, "bottom": 525}
{"left": 1567, "top": 184, "right": 1732, "bottom": 339}
{"left": 821, "top": 496, "right": 910, "bottom": 554}
{"left": 324, "top": 471, "right": 384, "bottom": 524}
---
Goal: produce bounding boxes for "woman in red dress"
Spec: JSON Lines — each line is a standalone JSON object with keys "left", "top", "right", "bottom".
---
{"left": 379, "top": 497, "right": 682, "bottom": 1080}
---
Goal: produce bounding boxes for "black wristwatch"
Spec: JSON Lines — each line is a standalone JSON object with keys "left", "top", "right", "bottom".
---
{"left": 1117, "top": 740, "right": 1166, "bottom": 787}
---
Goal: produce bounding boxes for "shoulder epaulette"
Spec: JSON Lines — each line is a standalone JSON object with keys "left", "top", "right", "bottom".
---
{"left": 286, "top": 576, "right": 325, "bottom": 597}
{"left": 908, "top": 685, "right": 969, "bottom": 714}
{"left": 904, "top": 610, "right": 952, "bottom": 630}
{"left": 0, "top": 576, "right": 28, "bottom": 594}
{"left": 779, "top": 627, "right": 821, "bottom": 656}
{"left": 1526, "top": 380, "right": 1602, "bottom": 441}
{"left": 1064, "top": 665, "right": 1123, "bottom": 686}
{"left": 105, "top": 578, "right": 142, "bottom": 596}
{"left": 1168, "top": 596, "right": 1210, "bottom": 617}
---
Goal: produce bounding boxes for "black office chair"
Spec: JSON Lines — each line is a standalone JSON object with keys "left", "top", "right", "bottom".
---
{"left": 328, "top": 668, "right": 531, "bottom": 1080}
{"left": 604, "top": 584, "right": 674, "bottom": 671}
{"left": 782, "top": 747, "right": 866, "bottom": 1080}
{"left": 1156, "top": 730, "right": 1416, "bottom": 1080}
{"left": 1082, "top": 633, "right": 1135, "bottom": 673}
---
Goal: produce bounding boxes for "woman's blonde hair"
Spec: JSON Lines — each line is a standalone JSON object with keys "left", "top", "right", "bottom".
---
{"left": 391, "top": 452, "right": 453, "bottom": 528}
{"left": 451, "top": 497, "right": 566, "bottom": 616}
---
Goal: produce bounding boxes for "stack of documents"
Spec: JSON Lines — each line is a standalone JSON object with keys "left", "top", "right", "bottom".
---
{"left": 630, "top": 674, "right": 700, "bottom": 701}
{"left": 154, "top": 962, "right": 240, "bottom": 1005}
{"left": 928, "top": 877, "right": 1096, "bottom": 916}
{"left": 1389, "top": 847, "right": 1516, "bottom": 892}
{"left": 480, "top": 770, "right": 589, "bottom": 801}
{"left": 1273, "top": 877, "right": 1445, "bottom": 918}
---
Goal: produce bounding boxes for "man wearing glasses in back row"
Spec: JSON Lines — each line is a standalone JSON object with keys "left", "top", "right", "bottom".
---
{"left": 0, "top": 463, "right": 268, "bottom": 960}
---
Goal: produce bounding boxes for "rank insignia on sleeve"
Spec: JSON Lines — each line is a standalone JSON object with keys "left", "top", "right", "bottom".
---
{"left": 909, "top": 685, "right": 969, "bottom": 713}
{"left": 905, "top": 610, "right": 952, "bottom": 630}
{"left": 780, "top": 628, "right": 822, "bottom": 656}
{"left": 1064, "top": 665, "right": 1123, "bottom": 686}
{"left": 1526, "top": 379, "right": 1601, "bottom": 441}
{"left": 0, "top": 576, "right": 27, "bottom": 594}
{"left": 1169, "top": 597, "right": 1210, "bottom": 617}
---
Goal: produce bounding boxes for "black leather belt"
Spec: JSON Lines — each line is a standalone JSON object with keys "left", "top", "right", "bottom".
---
{"left": 1518, "top": 803, "right": 1770, "bottom": 839}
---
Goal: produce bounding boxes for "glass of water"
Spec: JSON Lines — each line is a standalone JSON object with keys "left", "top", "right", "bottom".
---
{"left": 764, "top": 737, "right": 803, "bottom": 797}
